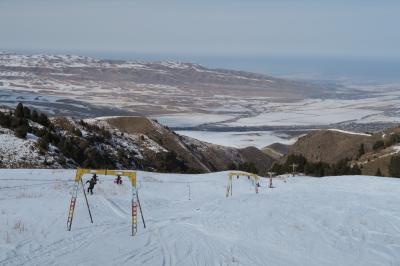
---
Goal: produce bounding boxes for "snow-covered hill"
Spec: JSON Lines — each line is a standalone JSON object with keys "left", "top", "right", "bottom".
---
{"left": 0, "top": 52, "right": 336, "bottom": 123}
{"left": 0, "top": 53, "right": 202, "bottom": 70}
{"left": 1, "top": 52, "right": 399, "bottom": 142}
{"left": 0, "top": 169, "right": 399, "bottom": 265}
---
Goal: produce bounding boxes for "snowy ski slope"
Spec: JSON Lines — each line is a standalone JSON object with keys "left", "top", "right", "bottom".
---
{"left": 0, "top": 169, "right": 399, "bottom": 266}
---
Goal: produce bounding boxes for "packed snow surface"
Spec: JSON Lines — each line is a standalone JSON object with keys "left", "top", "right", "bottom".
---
{"left": 176, "top": 130, "right": 297, "bottom": 148}
{"left": 327, "top": 129, "right": 372, "bottom": 137}
{"left": 0, "top": 170, "right": 399, "bottom": 266}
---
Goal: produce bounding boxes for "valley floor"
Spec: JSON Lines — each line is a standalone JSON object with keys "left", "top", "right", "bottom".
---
{"left": 0, "top": 170, "right": 399, "bottom": 266}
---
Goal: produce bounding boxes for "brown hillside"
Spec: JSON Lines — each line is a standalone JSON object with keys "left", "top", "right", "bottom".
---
{"left": 261, "top": 143, "right": 289, "bottom": 160}
{"left": 287, "top": 127, "right": 400, "bottom": 176}
{"left": 105, "top": 116, "right": 210, "bottom": 172}
{"left": 288, "top": 130, "right": 375, "bottom": 164}
{"left": 104, "top": 116, "right": 275, "bottom": 174}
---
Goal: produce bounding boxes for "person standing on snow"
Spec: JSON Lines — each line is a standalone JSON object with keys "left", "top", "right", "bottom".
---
{"left": 86, "top": 175, "right": 97, "bottom": 195}
{"left": 92, "top": 173, "right": 98, "bottom": 183}
{"left": 115, "top": 175, "right": 122, "bottom": 184}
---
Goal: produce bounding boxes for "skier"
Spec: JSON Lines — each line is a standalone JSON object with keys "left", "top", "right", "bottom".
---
{"left": 92, "top": 173, "right": 98, "bottom": 183}
{"left": 86, "top": 176, "right": 97, "bottom": 195}
{"left": 114, "top": 175, "right": 122, "bottom": 185}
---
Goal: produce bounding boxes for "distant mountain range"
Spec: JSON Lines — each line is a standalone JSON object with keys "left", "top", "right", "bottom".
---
{"left": 0, "top": 52, "right": 335, "bottom": 118}
{"left": 1, "top": 52, "right": 399, "bottom": 138}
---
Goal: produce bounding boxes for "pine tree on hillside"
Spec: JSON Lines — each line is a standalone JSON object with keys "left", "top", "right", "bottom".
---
{"left": 389, "top": 156, "right": 400, "bottom": 177}
{"left": 15, "top": 103, "right": 24, "bottom": 118}
{"left": 237, "top": 162, "right": 258, "bottom": 175}
{"left": 286, "top": 154, "right": 307, "bottom": 172}
{"left": 38, "top": 113, "right": 50, "bottom": 127}
{"left": 31, "top": 110, "right": 38, "bottom": 122}
{"left": 375, "top": 168, "right": 383, "bottom": 176}
{"left": 14, "top": 125, "right": 28, "bottom": 139}
{"left": 227, "top": 162, "right": 237, "bottom": 170}
{"left": 358, "top": 143, "right": 365, "bottom": 158}
{"left": 373, "top": 140, "right": 385, "bottom": 151}
{"left": 350, "top": 164, "right": 361, "bottom": 175}
{"left": 37, "top": 137, "right": 49, "bottom": 154}
{"left": 386, "top": 133, "right": 400, "bottom": 147}
{"left": 23, "top": 106, "right": 31, "bottom": 119}
{"left": 0, "top": 112, "right": 11, "bottom": 128}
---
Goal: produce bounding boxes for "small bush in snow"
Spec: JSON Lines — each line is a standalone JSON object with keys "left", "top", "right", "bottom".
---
{"left": 14, "top": 125, "right": 28, "bottom": 139}
{"left": 37, "top": 137, "right": 49, "bottom": 153}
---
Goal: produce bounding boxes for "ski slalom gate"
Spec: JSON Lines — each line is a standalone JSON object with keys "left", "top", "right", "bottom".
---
{"left": 226, "top": 171, "right": 260, "bottom": 197}
{"left": 66, "top": 168, "right": 144, "bottom": 236}
{"left": 67, "top": 169, "right": 258, "bottom": 234}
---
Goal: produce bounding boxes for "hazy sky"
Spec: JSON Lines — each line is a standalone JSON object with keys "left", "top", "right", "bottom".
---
{"left": 1, "top": 0, "right": 399, "bottom": 59}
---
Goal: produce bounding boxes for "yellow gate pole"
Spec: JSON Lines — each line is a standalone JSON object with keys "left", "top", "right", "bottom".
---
{"left": 136, "top": 189, "right": 146, "bottom": 228}
{"left": 67, "top": 169, "right": 140, "bottom": 236}
{"left": 80, "top": 178, "right": 93, "bottom": 223}
{"left": 129, "top": 173, "right": 138, "bottom": 236}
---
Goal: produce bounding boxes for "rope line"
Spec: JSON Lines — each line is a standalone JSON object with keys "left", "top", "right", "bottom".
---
{"left": 0, "top": 178, "right": 74, "bottom": 182}
{"left": 0, "top": 181, "right": 68, "bottom": 191}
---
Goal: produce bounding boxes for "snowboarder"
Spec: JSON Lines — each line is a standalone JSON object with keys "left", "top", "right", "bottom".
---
{"left": 114, "top": 175, "right": 122, "bottom": 185}
{"left": 86, "top": 176, "right": 97, "bottom": 195}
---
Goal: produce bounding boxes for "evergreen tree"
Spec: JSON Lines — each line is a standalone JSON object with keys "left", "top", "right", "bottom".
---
{"left": 373, "top": 140, "right": 385, "bottom": 151}
{"left": 270, "top": 162, "right": 285, "bottom": 175}
{"left": 304, "top": 162, "right": 315, "bottom": 175}
{"left": 58, "top": 156, "right": 67, "bottom": 166}
{"left": 31, "top": 110, "right": 38, "bottom": 122}
{"left": 37, "top": 137, "right": 49, "bottom": 154}
{"left": 386, "top": 134, "right": 400, "bottom": 147}
{"left": 159, "top": 151, "right": 188, "bottom": 173}
{"left": 14, "top": 125, "right": 28, "bottom": 139}
{"left": 389, "top": 156, "right": 400, "bottom": 177}
{"left": 375, "top": 168, "right": 383, "bottom": 176}
{"left": 332, "top": 159, "right": 350, "bottom": 175}
{"left": 237, "top": 162, "right": 258, "bottom": 175}
{"left": 314, "top": 162, "right": 331, "bottom": 177}
{"left": 11, "top": 117, "right": 21, "bottom": 128}
{"left": 23, "top": 106, "right": 31, "bottom": 119}
{"left": 15, "top": 103, "right": 24, "bottom": 118}
{"left": 349, "top": 164, "right": 361, "bottom": 175}
{"left": 0, "top": 112, "right": 11, "bottom": 128}
{"left": 358, "top": 143, "right": 365, "bottom": 158}
{"left": 38, "top": 113, "right": 50, "bottom": 127}
{"left": 227, "top": 162, "right": 237, "bottom": 170}
{"left": 286, "top": 154, "right": 307, "bottom": 172}
{"left": 72, "top": 127, "right": 82, "bottom": 137}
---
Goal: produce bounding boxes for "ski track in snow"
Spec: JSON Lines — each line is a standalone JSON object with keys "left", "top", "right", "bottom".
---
{"left": 0, "top": 169, "right": 399, "bottom": 266}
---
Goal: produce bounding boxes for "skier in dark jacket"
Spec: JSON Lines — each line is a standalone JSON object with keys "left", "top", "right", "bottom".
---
{"left": 86, "top": 175, "right": 97, "bottom": 195}
{"left": 115, "top": 175, "right": 122, "bottom": 185}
